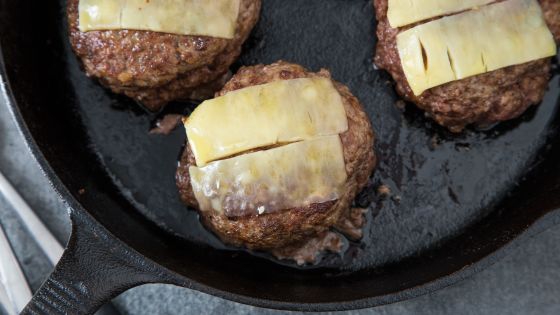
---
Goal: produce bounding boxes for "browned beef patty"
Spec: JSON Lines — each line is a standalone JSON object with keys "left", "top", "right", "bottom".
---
{"left": 541, "top": 0, "right": 560, "bottom": 43}
{"left": 68, "top": 0, "right": 261, "bottom": 111}
{"left": 374, "top": 0, "right": 559, "bottom": 132}
{"left": 176, "top": 61, "right": 376, "bottom": 250}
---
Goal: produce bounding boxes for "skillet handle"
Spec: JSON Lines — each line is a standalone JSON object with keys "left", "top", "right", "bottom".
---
{"left": 21, "top": 213, "right": 168, "bottom": 315}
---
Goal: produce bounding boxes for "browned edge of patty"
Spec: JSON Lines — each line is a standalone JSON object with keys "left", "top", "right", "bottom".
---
{"left": 176, "top": 61, "right": 377, "bottom": 250}
{"left": 541, "top": 0, "right": 560, "bottom": 43}
{"left": 68, "top": 0, "right": 261, "bottom": 111}
{"left": 373, "top": 0, "right": 557, "bottom": 132}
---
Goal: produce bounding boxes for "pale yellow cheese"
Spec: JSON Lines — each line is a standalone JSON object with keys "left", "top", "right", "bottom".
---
{"left": 387, "top": 0, "right": 494, "bottom": 28}
{"left": 189, "top": 136, "right": 348, "bottom": 216}
{"left": 79, "top": 0, "right": 240, "bottom": 39}
{"left": 397, "top": 0, "right": 557, "bottom": 96}
{"left": 185, "top": 77, "right": 348, "bottom": 167}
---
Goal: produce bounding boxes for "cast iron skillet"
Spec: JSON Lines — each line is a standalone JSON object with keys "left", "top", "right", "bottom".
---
{"left": 0, "top": 0, "right": 559, "bottom": 314}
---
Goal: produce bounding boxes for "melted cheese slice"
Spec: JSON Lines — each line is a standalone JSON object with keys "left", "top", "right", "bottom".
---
{"left": 189, "top": 136, "right": 348, "bottom": 217}
{"left": 387, "top": 0, "right": 495, "bottom": 28}
{"left": 397, "top": 0, "right": 557, "bottom": 96}
{"left": 185, "top": 77, "right": 348, "bottom": 167}
{"left": 78, "top": 0, "right": 240, "bottom": 39}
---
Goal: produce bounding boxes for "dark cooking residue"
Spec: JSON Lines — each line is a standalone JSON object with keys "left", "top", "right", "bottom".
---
{"left": 272, "top": 231, "right": 343, "bottom": 265}
{"left": 376, "top": 185, "right": 392, "bottom": 199}
{"left": 149, "top": 114, "right": 184, "bottom": 135}
{"left": 336, "top": 207, "right": 368, "bottom": 241}
{"left": 272, "top": 207, "right": 368, "bottom": 265}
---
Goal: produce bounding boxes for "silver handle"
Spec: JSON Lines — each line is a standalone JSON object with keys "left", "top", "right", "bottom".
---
{"left": 0, "top": 225, "right": 32, "bottom": 313}
{"left": 0, "top": 279, "right": 17, "bottom": 315}
{"left": 0, "top": 171, "right": 64, "bottom": 265}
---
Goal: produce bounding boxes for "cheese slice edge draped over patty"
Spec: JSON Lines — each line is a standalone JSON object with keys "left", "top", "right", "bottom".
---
{"left": 78, "top": 0, "right": 241, "bottom": 39}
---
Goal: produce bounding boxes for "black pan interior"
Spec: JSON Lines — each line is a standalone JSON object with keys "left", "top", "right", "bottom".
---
{"left": 2, "top": 0, "right": 560, "bottom": 307}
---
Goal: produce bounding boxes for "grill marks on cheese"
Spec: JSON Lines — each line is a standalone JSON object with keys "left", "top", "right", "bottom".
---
{"left": 78, "top": 0, "right": 240, "bottom": 39}
{"left": 396, "top": 0, "right": 557, "bottom": 96}
{"left": 186, "top": 77, "right": 349, "bottom": 217}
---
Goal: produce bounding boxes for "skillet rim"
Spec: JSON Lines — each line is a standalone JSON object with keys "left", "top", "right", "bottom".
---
{"left": 1, "top": 39, "right": 560, "bottom": 312}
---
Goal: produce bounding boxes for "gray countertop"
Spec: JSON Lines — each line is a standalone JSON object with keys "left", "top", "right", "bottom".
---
{"left": 1, "top": 95, "right": 560, "bottom": 315}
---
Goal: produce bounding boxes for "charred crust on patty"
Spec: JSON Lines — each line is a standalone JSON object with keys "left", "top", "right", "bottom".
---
{"left": 373, "top": 0, "right": 559, "bottom": 132}
{"left": 176, "top": 61, "right": 376, "bottom": 250}
{"left": 67, "top": 0, "right": 261, "bottom": 111}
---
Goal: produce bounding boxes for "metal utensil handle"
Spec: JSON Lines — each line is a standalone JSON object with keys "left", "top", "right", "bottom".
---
{"left": 0, "top": 225, "right": 32, "bottom": 313}
{"left": 21, "top": 212, "right": 168, "bottom": 315}
{"left": 0, "top": 172, "right": 63, "bottom": 264}
{"left": 0, "top": 280, "right": 17, "bottom": 315}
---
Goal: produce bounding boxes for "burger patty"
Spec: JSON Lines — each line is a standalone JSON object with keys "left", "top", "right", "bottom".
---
{"left": 541, "top": 0, "right": 560, "bottom": 43}
{"left": 176, "top": 61, "right": 376, "bottom": 250}
{"left": 374, "top": 0, "right": 559, "bottom": 132}
{"left": 68, "top": 0, "right": 261, "bottom": 111}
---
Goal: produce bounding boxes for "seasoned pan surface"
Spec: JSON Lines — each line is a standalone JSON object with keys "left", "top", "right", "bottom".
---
{"left": 1, "top": 0, "right": 560, "bottom": 310}
{"left": 69, "top": 0, "right": 560, "bottom": 269}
